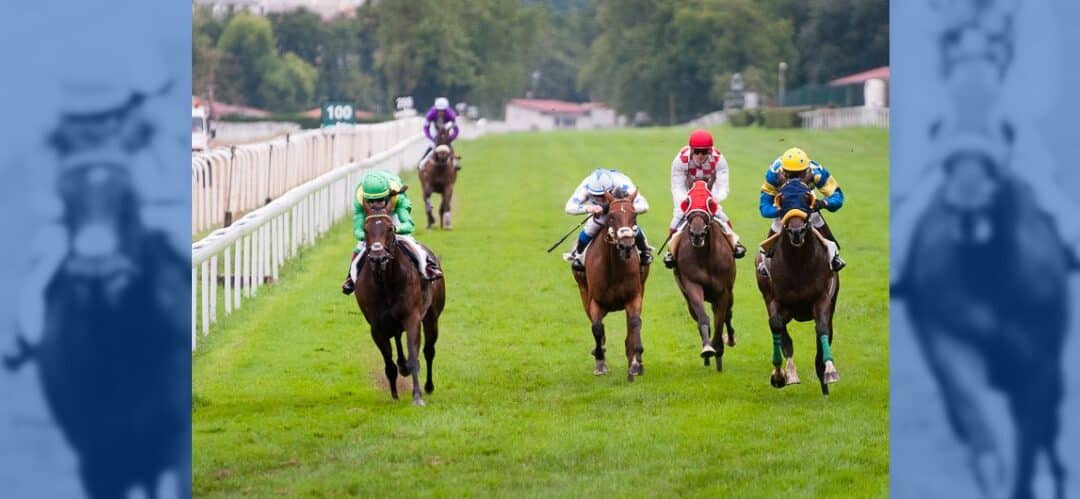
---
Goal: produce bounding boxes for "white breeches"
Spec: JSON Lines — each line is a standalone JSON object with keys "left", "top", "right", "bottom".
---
{"left": 583, "top": 215, "right": 607, "bottom": 238}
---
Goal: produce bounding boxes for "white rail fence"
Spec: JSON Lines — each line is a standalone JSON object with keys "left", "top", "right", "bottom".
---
{"left": 211, "top": 121, "right": 302, "bottom": 146}
{"left": 190, "top": 133, "right": 426, "bottom": 350}
{"left": 191, "top": 117, "right": 423, "bottom": 235}
{"left": 800, "top": 107, "right": 890, "bottom": 129}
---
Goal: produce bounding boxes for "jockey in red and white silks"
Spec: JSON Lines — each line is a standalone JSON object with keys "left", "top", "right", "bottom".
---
{"left": 665, "top": 129, "right": 746, "bottom": 267}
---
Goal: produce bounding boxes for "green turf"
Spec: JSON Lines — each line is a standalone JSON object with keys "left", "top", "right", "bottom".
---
{"left": 193, "top": 125, "right": 889, "bottom": 497}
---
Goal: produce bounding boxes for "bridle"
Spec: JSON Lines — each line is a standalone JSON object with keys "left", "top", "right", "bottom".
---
{"left": 364, "top": 213, "right": 396, "bottom": 259}
{"left": 603, "top": 197, "right": 638, "bottom": 244}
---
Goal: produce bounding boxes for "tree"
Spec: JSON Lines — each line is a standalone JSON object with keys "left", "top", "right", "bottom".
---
{"left": 257, "top": 52, "right": 317, "bottom": 112}
{"left": 217, "top": 13, "right": 277, "bottom": 108}
{"left": 268, "top": 9, "right": 325, "bottom": 66}
{"left": 795, "top": 0, "right": 888, "bottom": 84}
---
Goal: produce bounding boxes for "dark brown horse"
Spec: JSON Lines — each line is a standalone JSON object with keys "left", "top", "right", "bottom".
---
{"left": 572, "top": 190, "right": 649, "bottom": 381}
{"left": 672, "top": 209, "right": 737, "bottom": 371}
{"left": 419, "top": 123, "right": 458, "bottom": 229}
{"left": 351, "top": 198, "right": 445, "bottom": 405}
{"left": 755, "top": 180, "right": 840, "bottom": 395}
{"left": 895, "top": 147, "right": 1070, "bottom": 498}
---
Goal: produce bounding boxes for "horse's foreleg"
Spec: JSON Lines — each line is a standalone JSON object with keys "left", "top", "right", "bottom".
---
{"left": 711, "top": 293, "right": 733, "bottom": 372}
{"left": 440, "top": 185, "right": 454, "bottom": 230}
{"left": 422, "top": 311, "right": 439, "bottom": 394}
{"left": 404, "top": 315, "right": 425, "bottom": 406}
{"left": 626, "top": 296, "right": 644, "bottom": 382}
{"left": 682, "top": 282, "right": 714, "bottom": 361}
{"left": 371, "top": 331, "right": 399, "bottom": 400}
{"left": 812, "top": 294, "right": 839, "bottom": 393}
{"left": 393, "top": 333, "right": 410, "bottom": 376}
{"left": 423, "top": 190, "right": 435, "bottom": 229}
{"left": 767, "top": 303, "right": 794, "bottom": 388}
{"left": 589, "top": 300, "right": 609, "bottom": 376}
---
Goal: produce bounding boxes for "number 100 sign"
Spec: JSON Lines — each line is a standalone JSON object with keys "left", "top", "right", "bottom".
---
{"left": 322, "top": 101, "right": 356, "bottom": 126}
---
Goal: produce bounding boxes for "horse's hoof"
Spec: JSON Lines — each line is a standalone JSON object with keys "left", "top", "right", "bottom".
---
{"left": 700, "top": 344, "right": 716, "bottom": 359}
{"left": 391, "top": 392, "right": 399, "bottom": 400}
{"left": 770, "top": 371, "right": 786, "bottom": 388}
{"left": 630, "top": 362, "right": 644, "bottom": 376}
{"left": 594, "top": 361, "right": 609, "bottom": 376}
{"left": 824, "top": 361, "right": 840, "bottom": 384}
{"left": 413, "top": 398, "right": 425, "bottom": 407}
{"left": 425, "top": 382, "right": 434, "bottom": 394}
{"left": 727, "top": 335, "right": 736, "bottom": 347}
{"left": 785, "top": 362, "right": 801, "bottom": 385}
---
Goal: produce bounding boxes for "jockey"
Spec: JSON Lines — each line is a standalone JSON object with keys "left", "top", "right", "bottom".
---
{"left": 341, "top": 169, "right": 442, "bottom": 295}
{"left": 419, "top": 97, "right": 461, "bottom": 171}
{"left": 563, "top": 168, "right": 653, "bottom": 271}
{"left": 758, "top": 147, "right": 846, "bottom": 275}
{"left": 663, "top": 129, "right": 746, "bottom": 269}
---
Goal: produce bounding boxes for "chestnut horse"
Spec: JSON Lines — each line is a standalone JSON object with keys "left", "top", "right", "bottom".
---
{"left": 755, "top": 179, "right": 840, "bottom": 395}
{"left": 419, "top": 123, "right": 458, "bottom": 229}
{"left": 672, "top": 208, "right": 737, "bottom": 371}
{"left": 351, "top": 200, "right": 445, "bottom": 405}
{"left": 572, "top": 190, "right": 649, "bottom": 381}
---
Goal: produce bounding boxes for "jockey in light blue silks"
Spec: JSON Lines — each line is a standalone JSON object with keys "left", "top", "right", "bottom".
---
{"left": 563, "top": 168, "right": 653, "bottom": 271}
{"left": 418, "top": 97, "right": 461, "bottom": 171}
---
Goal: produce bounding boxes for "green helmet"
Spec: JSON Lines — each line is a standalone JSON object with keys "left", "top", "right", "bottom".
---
{"left": 361, "top": 173, "right": 391, "bottom": 200}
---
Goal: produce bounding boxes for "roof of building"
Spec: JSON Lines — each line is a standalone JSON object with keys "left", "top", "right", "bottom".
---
{"left": 507, "top": 98, "right": 609, "bottom": 116}
{"left": 828, "top": 66, "right": 890, "bottom": 86}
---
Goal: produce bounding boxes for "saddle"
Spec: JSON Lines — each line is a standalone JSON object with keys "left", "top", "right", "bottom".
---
{"left": 351, "top": 240, "right": 440, "bottom": 281}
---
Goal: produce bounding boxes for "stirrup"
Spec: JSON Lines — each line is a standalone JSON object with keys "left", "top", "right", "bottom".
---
{"left": 662, "top": 252, "right": 675, "bottom": 269}
{"left": 570, "top": 253, "right": 585, "bottom": 271}
{"left": 639, "top": 251, "right": 653, "bottom": 266}
{"left": 757, "top": 261, "right": 769, "bottom": 277}
{"left": 341, "top": 277, "right": 355, "bottom": 295}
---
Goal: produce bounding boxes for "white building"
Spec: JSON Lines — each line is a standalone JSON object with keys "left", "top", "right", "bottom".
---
{"left": 504, "top": 99, "right": 617, "bottom": 131}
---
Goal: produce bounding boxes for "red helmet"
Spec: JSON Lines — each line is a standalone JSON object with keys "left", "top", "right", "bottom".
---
{"left": 688, "top": 129, "right": 713, "bottom": 149}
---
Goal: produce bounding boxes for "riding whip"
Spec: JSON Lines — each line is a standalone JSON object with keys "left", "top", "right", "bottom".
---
{"left": 656, "top": 213, "right": 689, "bottom": 254}
{"left": 546, "top": 215, "right": 591, "bottom": 253}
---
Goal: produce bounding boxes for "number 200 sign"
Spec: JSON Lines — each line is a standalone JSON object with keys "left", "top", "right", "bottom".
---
{"left": 322, "top": 101, "right": 356, "bottom": 126}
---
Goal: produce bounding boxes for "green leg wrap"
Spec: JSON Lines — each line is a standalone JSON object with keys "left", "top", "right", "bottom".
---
{"left": 772, "top": 333, "right": 783, "bottom": 366}
{"left": 819, "top": 334, "right": 834, "bottom": 363}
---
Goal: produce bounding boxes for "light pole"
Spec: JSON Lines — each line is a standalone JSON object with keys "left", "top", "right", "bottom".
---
{"left": 779, "top": 61, "right": 788, "bottom": 106}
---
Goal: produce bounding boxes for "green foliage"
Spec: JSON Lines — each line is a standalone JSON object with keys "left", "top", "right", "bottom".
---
{"left": 795, "top": 0, "right": 889, "bottom": 84}
{"left": 728, "top": 109, "right": 758, "bottom": 127}
{"left": 761, "top": 107, "right": 805, "bottom": 128}
{"left": 194, "top": 126, "right": 889, "bottom": 497}
{"left": 217, "top": 13, "right": 278, "bottom": 108}
{"left": 267, "top": 8, "right": 325, "bottom": 65}
{"left": 256, "top": 53, "right": 317, "bottom": 113}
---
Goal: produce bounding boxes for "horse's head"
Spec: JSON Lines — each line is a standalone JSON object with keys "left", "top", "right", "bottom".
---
{"left": 57, "top": 150, "right": 139, "bottom": 259}
{"left": 687, "top": 210, "right": 711, "bottom": 248}
{"left": 435, "top": 121, "right": 453, "bottom": 146}
{"left": 777, "top": 179, "right": 814, "bottom": 248}
{"left": 603, "top": 188, "right": 639, "bottom": 261}
{"left": 433, "top": 144, "right": 452, "bottom": 164}
{"left": 362, "top": 198, "right": 399, "bottom": 271}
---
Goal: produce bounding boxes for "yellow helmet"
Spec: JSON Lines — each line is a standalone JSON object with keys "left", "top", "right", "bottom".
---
{"left": 780, "top": 147, "right": 810, "bottom": 172}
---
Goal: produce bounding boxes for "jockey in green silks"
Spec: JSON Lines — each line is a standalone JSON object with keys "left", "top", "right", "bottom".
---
{"left": 341, "top": 169, "right": 442, "bottom": 295}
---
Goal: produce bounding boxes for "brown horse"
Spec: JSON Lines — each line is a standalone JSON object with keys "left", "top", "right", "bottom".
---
{"left": 672, "top": 209, "right": 737, "bottom": 371}
{"left": 351, "top": 200, "right": 445, "bottom": 405}
{"left": 419, "top": 123, "right": 458, "bottom": 229}
{"left": 572, "top": 190, "right": 649, "bottom": 381}
{"left": 755, "top": 179, "right": 840, "bottom": 395}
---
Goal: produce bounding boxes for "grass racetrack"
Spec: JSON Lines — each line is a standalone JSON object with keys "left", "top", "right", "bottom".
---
{"left": 193, "top": 125, "right": 889, "bottom": 497}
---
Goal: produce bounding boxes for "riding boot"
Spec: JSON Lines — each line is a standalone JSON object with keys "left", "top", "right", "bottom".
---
{"left": 564, "top": 233, "right": 590, "bottom": 271}
{"left": 635, "top": 230, "right": 653, "bottom": 266}
{"left": 342, "top": 251, "right": 359, "bottom": 295}
{"left": 423, "top": 260, "right": 443, "bottom": 281}
{"left": 454, "top": 155, "right": 462, "bottom": 172}
{"left": 816, "top": 222, "right": 846, "bottom": 272}
{"left": 758, "top": 229, "right": 777, "bottom": 277}
{"left": 733, "top": 241, "right": 747, "bottom": 259}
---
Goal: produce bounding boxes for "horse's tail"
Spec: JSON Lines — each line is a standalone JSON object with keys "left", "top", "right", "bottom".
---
{"left": 3, "top": 334, "right": 36, "bottom": 372}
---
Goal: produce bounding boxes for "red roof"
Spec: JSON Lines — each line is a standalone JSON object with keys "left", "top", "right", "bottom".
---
{"left": 828, "top": 66, "right": 890, "bottom": 86}
{"left": 507, "top": 99, "right": 608, "bottom": 115}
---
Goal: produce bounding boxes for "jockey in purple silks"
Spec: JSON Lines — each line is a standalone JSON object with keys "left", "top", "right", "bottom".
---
{"left": 419, "top": 97, "right": 461, "bottom": 171}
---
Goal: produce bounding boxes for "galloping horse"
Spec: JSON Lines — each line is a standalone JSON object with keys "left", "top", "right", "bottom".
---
{"left": 419, "top": 122, "right": 458, "bottom": 229}
{"left": 755, "top": 179, "right": 840, "bottom": 395}
{"left": 4, "top": 153, "right": 191, "bottom": 499}
{"left": 671, "top": 181, "right": 736, "bottom": 370}
{"left": 572, "top": 189, "right": 649, "bottom": 381}
{"left": 351, "top": 194, "right": 445, "bottom": 405}
{"left": 894, "top": 147, "right": 1070, "bottom": 498}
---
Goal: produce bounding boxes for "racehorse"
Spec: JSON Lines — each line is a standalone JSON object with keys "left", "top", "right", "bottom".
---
{"left": 419, "top": 122, "right": 458, "bottom": 229}
{"left": 4, "top": 153, "right": 191, "bottom": 499}
{"left": 894, "top": 147, "right": 1070, "bottom": 499}
{"left": 671, "top": 183, "right": 736, "bottom": 371}
{"left": 755, "top": 179, "right": 840, "bottom": 395}
{"left": 572, "top": 189, "right": 649, "bottom": 382}
{"left": 350, "top": 194, "right": 445, "bottom": 405}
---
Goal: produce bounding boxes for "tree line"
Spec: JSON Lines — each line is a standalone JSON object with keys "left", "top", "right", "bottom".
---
{"left": 193, "top": 0, "right": 886, "bottom": 123}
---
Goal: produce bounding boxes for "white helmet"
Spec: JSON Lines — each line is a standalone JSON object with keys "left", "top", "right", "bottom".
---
{"left": 434, "top": 97, "right": 450, "bottom": 110}
{"left": 585, "top": 169, "right": 614, "bottom": 196}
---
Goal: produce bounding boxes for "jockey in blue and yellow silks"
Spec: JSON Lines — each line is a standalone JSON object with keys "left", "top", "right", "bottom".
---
{"left": 758, "top": 147, "right": 846, "bottom": 275}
